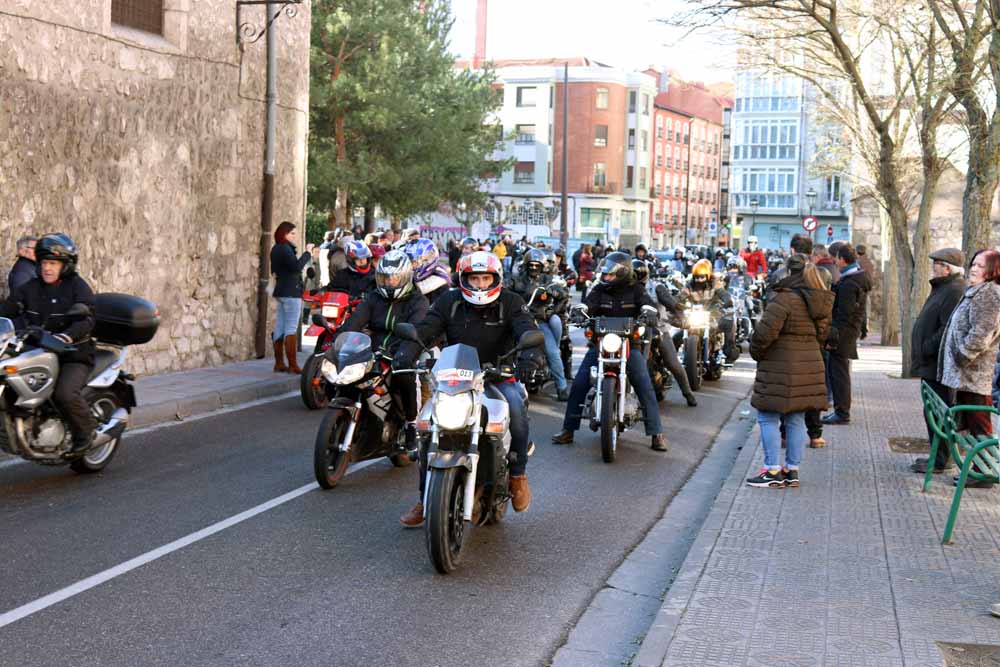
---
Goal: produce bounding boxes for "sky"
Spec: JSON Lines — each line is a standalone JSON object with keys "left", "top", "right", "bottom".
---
{"left": 448, "top": 0, "right": 736, "bottom": 84}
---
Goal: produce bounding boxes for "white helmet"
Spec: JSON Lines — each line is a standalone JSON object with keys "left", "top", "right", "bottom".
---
{"left": 457, "top": 251, "right": 504, "bottom": 307}
{"left": 375, "top": 250, "right": 414, "bottom": 301}
{"left": 748, "top": 236, "right": 759, "bottom": 247}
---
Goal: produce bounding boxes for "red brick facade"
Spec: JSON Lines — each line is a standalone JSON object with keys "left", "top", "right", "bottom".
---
{"left": 551, "top": 81, "right": 628, "bottom": 195}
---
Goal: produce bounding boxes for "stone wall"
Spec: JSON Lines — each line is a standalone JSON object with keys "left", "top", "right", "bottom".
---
{"left": 0, "top": 0, "right": 310, "bottom": 375}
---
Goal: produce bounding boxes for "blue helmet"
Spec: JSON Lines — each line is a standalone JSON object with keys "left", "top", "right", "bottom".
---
{"left": 403, "top": 238, "right": 440, "bottom": 281}
{"left": 344, "top": 240, "right": 373, "bottom": 274}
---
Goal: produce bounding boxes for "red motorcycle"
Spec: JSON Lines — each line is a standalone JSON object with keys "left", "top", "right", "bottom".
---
{"left": 300, "top": 290, "right": 357, "bottom": 409}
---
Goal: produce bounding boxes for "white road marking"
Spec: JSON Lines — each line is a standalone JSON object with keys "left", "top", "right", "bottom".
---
{"left": 0, "top": 457, "right": 381, "bottom": 629}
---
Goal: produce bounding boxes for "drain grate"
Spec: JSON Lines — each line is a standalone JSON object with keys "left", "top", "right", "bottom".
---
{"left": 888, "top": 436, "right": 930, "bottom": 454}
{"left": 938, "top": 642, "right": 1000, "bottom": 666}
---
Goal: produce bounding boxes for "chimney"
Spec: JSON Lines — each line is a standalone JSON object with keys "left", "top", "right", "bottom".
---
{"left": 474, "top": 0, "right": 487, "bottom": 68}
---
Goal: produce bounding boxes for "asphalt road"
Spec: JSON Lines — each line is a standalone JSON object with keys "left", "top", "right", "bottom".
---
{"left": 0, "top": 335, "right": 754, "bottom": 667}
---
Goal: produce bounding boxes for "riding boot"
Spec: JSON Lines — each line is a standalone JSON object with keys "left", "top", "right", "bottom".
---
{"left": 284, "top": 335, "right": 301, "bottom": 374}
{"left": 676, "top": 370, "right": 697, "bottom": 406}
{"left": 273, "top": 338, "right": 287, "bottom": 373}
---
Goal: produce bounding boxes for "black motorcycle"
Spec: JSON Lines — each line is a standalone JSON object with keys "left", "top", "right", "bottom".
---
{"left": 312, "top": 330, "right": 413, "bottom": 489}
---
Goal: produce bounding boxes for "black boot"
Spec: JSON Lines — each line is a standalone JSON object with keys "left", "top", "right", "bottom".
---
{"left": 551, "top": 429, "right": 574, "bottom": 445}
{"left": 68, "top": 432, "right": 94, "bottom": 455}
{"left": 404, "top": 423, "right": 418, "bottom": 459}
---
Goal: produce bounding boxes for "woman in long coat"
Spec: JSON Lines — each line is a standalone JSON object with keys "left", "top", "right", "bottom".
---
{"left": 748, "top": 257, "right": 833, "bottom": 488}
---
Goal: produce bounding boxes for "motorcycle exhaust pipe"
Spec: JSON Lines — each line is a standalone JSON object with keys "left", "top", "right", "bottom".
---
{"left": 92, "top": 408, "right": 130, "bottom": 447}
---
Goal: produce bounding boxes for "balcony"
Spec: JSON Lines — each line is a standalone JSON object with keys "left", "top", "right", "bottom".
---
{"left": 515, "top": 134, "right": 536, "bottom": 145}
{"left": 586, "top": 182, "right": 619, "bottom": 195}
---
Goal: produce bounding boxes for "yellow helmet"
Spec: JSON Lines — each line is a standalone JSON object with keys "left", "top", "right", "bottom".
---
{"left": 692, "top": 259, "right": 713, "bottom": 277}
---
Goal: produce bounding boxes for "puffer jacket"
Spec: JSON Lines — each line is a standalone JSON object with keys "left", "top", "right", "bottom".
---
{"left": 750, "top": 272, "right": 834, "bottom": 414}
{"left": 938, "top": 281, "right": 1000, "bottom": 395}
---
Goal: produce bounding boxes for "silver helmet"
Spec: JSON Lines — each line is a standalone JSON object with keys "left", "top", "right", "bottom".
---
{"left": 375, "top": 250, "right": 414, "bottom": 301}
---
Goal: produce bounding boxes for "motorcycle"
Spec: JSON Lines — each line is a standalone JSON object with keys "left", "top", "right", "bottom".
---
{"left": 728, "top": 280, "right": 755, "bottom": 345}
{"left": 572, "top": 304, "right": 658, "bottom": 464}
{"left": 312, "top": 330, "right": 414, "bottom": 489}
{"left": 0, "top": 293, "right": 158, "bottom": 473}
{"left": 679, "top": 303, "right": 726, "bottom": 391}
{"left": 521, "top": 279, "right": 571, "bottom": 396}
{"left": 395, "top": 322, "right": 544, "bottom": 574}
{"left": 300, "top": 290, "right": 358, "bottom": 410}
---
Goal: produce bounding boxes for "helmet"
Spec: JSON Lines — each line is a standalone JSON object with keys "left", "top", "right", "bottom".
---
{"left": 345, "top": 240, "right": 373, "bottom": 274}
{"left": 541, "top": 249, "right": 557, "bottom": 273}
{"left": 747, "top": 236, "right": 759, "bottom": 248}
{"left": 401, "top": 227, "right": 421, "bottom": 244}
{"left": 457, "top": 251, "right": 504, "bottom": 307}
{"left": 691, "top": 258, "right": 713, "bottom": 282}
{"left": 460, "top": 236, "right": 478, "bottom": 255}
{"left": 554, "top": 246, "right": 566, "bottom": 258}
{"left": 521, "top": 248, "right": 547, "bottom": 277}
{"left": 403, "top": 238, "right": 440, "bottom": 281}
{"left": 634, "top": 243, "right": 647, "bottom": 257}
{"left": 726, "top": 256, "right": 740, "bottom": 270}
{"left": 35, "top": 233, "right": 79, "bottom": 278}
{"left": 631, "top": 258, "right": 650, "bottom": 284}
{"left": 375, "top": 250, "right": 414, "bottom": 301}
{"left": 597, "top": 251, "right": 634, "bottom": 284}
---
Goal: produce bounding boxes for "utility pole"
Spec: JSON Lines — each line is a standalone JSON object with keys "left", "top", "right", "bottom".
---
{"left": 560, "top": 62, "right": 569, "bottom": 248}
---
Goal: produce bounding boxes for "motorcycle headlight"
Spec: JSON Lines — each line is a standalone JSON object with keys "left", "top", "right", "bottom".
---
{"left": 321, "top": 305, "right": 339, "bottom": 319}
{"left": 688, "top": 310, "right": 710, "bottom": 329}
{"left": 601, "top": 333, "right": 622, "bottom": 354}
{"left": 433, "top": 392, "right": 475, "bottom": 430}
{"left": 321, "top": 358, "right": 339, "bottom": 382}
{"left": 334, "top": 362, "right": 368, "bottom": 385}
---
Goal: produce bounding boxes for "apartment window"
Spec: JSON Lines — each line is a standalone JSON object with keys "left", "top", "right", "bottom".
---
{"left": 639, "top": 167, "right": 647, "bottom": 190}
{"left": 733, "top": 166, "right": 797, "bottom": 209}
{"left": 547, "top": 162, "right": 552, "bottom": 185}
{"left": 628, "top": 129, "right": 635, "bottom": 149}
{"left": 733, "top": 119, "right": 798, "bottom": 160}
{"left": 595, "top": 87, "right": 609, "bottom": 109}
{"left": 626, "top": 166, "right": 634, "bottom": 188}
{"left": 580, "top": 207, "right": 611, "bottom": 230}
{"left": 824, "top": 175, "right": 842, "bottom": 206}
{"left": 641, "top": 130, "right": 648, "bottom": 152}
{"left": 516, "top": 86, "right": 537, "bottom": 107}
{"left": 656, "top": 127, "right": 664, "bottom": 139}
{"left": 548, "top": 124, "right": 554, "bottom": 146}
{"left": 515, "top": 124, "right": 536, "bottom": 144}
{"left": 593, "top": 162, "right": 607, "bottom": 187}
{"left": 112, "top": 0, "right": 164, "bottom": 34}
{"left": 674, "top": 186, "right": 680, "bottom": 197}
{"left": 594, "top": 124, "right": 608, "bottom": 147}
{"left": 628, "top": 91, "right": 636, "bottom": 113}
{"left": 550, "top": 86, "right": 554, "bottom": 109}
{"left": 656, "top": 155, "right": 663, "bottom": 167}
{"left": 675, "top": 131, "right": 682, "bottom": 143}
{"left": 642, "top": 94, "right": 650, "bottom": 115}
{"left": 514, "top": 161, "right": 535, "bottom": 184}
{"left": 655, "top": 184, "right": 662, "bottom": 196}
{"left": 667, "top": 156, "right": 673, "bottom": 169}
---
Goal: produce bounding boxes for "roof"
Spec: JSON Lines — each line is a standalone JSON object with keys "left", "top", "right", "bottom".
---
{"left": 454, "top": 56, "right": 612, "bottom": 69}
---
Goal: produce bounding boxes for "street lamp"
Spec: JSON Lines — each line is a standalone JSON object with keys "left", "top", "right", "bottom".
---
{"left": 749, "top": 197, "right": 759, "bottom": 236}
{"left": 710, "top": 207, "right": 718, "bottom": 247}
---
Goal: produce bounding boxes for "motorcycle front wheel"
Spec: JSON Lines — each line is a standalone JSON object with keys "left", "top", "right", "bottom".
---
{"left": 69, "top": 391, "right": 123, "bottom": 474}
{"left": 313, "top": 408, "right": 353, "bottom": 489}
{"left": 300, "top": 355, "right": 327, "bottom": 410}
{"left": 425, "top": 467, "right": 467, "bottom": 574}
{"left": 684, "top": 336, "right": 703, "bottom": 392}
{"left": 600, "top": 376, "right": 618, "bottom": 463}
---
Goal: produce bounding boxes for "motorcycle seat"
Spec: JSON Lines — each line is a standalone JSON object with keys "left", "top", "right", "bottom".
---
{"left": 87, "top": 349, "right": 120, "bottom": 383}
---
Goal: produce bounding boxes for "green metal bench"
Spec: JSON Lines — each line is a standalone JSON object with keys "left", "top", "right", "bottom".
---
{"left": 920, "top": 380, "right": 1000, "bottom": 544}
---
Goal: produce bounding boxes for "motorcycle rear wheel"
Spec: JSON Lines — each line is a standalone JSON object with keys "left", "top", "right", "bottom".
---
{"left": 600, "top": 376, "right": 618, "bottom": 464}
{"left": 313, "top": 409, "right": 352, "bottom": 489}
{"left": 300, "top": 355, "right": 327, "bottom": 410}
{"left": 425, "top": 467, "right": 467, "bottom": 574}
{"left": 683, "top": 336, "right": 702, "bottom": 392}
{"left": 69, "top": 391, "right": 122, "bottom": 474}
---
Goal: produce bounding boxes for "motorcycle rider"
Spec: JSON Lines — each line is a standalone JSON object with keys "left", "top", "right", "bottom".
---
{"left": 740, "top": 236, "right": 768, "bottom": 279}
{"left": 552, "top": 246, "right": 579, "bottom": 285}
{"left": 394, "top": 251, "right": 543, "bottom": 526}
{"left": 0, "top": 234, "right": 97, "bottom": 454}
{"left": 325, "top": 240, "right": 375, "bottom": 298}
{"left": 551, "top": 252, "right": 669, "bottom": 451}
{"left": 670, "top": 248, "right": 687, "bottom": 275}
{"left": 404, "top": 238, "right": 452, "bottom": 306}
{"left": 633, "top": 259, "right": 698, "bottom": 407}
{"left": 678, "top": 259, "right": 739, "bottom": 364}
{"left": 508, "top": 249, "right": 570, "bottom": 401}
{"left": 338, "top": 250, "right": 429, "bottom": 455}
{"left": 724, "top": 255, "right": 751, "bottom": 290}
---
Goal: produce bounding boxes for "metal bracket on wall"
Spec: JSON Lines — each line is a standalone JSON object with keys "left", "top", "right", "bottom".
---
{"left": 236, "top": 0, "right": 304, "bottom": 49}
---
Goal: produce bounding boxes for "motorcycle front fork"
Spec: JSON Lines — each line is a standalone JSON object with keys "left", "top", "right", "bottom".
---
{"left": 339, "top": 400, "right": 363, "bottom": 452}
{"left": 422, "top": 425, "right": 482, "bottom": 523}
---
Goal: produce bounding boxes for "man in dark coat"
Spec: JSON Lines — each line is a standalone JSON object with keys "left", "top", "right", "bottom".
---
{"left": 910, "top": 248, "right": 966, "bottom": 473}
{"left": 822, "top": 244, "right": 873, "bottom": 424}
{"left": 7, "top": 235, "right": 37, "bottom": 293}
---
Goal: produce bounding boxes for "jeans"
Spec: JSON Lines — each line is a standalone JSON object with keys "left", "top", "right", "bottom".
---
{"left": 654, "top": 331, "right": 693, "bottom": 397}
{"left": 55, "top": 362, "right": 97, "bottom": 444}
{"left": 562, "top": 346, "right": 662, "bottom": 436}
{"left": 759, "top": 410, "right": 806, "bottom": 470}
{"left": 538, "top": 315, "right": 568, "bottom": 391}
{"left": 273, "top": 297, "right": 301, "bottom": 341}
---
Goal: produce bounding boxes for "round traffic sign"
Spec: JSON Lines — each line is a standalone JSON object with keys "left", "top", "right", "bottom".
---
{"left": 802, "top": 216, "right": 818, "bottom": 232}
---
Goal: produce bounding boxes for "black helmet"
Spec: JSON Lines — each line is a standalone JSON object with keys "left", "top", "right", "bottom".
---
{"left": 522, "top": 248, "right": 547, "bottom": 277}
{"left": 598, "top": 251, "right": 634, "bottom": 284}
{"left": 634, "top": 243, "right": 647, "bottom": 257}
{"left": 35, "top": 233, "right": 79, "bottom": 278}
{"left": 631, "top": 258, "right": 650, "bottom": 284}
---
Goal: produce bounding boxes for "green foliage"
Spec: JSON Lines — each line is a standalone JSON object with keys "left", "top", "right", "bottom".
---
{"left": 308, "top": 0, "right": 509, "bottom": 224}
{"left": 304, "top": 207, "right": 328, "bottom": 246}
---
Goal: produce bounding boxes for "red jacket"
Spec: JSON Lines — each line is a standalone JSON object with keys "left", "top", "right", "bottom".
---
{"left": 740, "top": 248, "right": 767, "bottom": 277}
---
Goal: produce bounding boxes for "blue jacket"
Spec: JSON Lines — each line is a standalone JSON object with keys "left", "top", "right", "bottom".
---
{"left": 270, "top": 242, "right": 311, "bottom": 298}
{"left": 7, "top": 257, "right": 36, "bottom": 293}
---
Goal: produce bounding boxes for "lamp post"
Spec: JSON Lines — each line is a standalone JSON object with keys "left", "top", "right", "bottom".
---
{"left": 749, "top": 197, "right": 759, "bottom": 239}
{"left": 710, "top": 206, "right": 718, "bottom": 247}
{"left": 806, "top": 187, "right": 817, "bottom": 242}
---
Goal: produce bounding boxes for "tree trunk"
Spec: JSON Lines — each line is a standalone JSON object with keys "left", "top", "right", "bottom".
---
{"left": 961, "top": 152, "right": 999, "bottom": 256}
{"left": 881, "top": 252, "right": 900, "bottom": 347}
{"left": 363, "top": 205, "right": 375, "bottom": 234}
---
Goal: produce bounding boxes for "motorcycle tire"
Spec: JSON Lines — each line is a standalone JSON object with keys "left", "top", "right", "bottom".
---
{"left": 600, "top": 376, "right": 618, "bottom": 464}
{"left": 300, "top": 355, "right": 327, "bottom": 410}
{"left": 425, "top": 467, "right": 467, "bottom": 574}
{"left": 69, "top": 390, "right": 123, "bottom": 474}
{"left": 313, "top": 408, "right": 352, "bottom": 489}
{"left": 683, "top": 336, "right": 703, "bottom": 392}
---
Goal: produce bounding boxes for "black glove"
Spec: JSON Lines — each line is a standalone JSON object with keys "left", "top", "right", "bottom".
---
{"left": 391, "top": 354, "right": 413, "bottom": 371}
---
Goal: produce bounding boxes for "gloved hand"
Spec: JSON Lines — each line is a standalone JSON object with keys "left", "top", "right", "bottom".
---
{"left": 391, "top": 354, "right": 413, "bottom": 372}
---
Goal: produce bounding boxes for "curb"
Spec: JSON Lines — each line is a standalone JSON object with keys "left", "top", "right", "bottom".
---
{"left": 131, "top": 376, "right": 300, "bottom": 429}
{"left": 632, "top": 413, "right": 760, "bottom": 667}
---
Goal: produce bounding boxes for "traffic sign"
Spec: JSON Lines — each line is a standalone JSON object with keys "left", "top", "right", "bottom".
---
{"left": 708, "top": 221, "right": 718, "bottom": 235}
{"left": 802, "top": 216, "right": 818, "bottom": 232}
{"left": 653, "top": 223, "right": 665, "bottom": 234}
{"left": 826, "top": 224, "right": 834, "bottom": 238}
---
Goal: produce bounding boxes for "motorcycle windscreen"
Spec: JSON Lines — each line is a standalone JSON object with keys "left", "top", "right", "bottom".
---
{"left": 431, "top": 343, "right": 481, "bottom": 395}
{"left": 331, "top": 331, "right": 373, "bottom": 367}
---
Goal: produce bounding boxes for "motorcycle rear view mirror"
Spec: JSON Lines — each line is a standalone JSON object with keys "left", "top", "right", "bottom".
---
{"left": 393, "top": 322, "right": 426, "bottom": 349}
{"left": 311, "top": 313, "right": 327, "bottom": 328}
{"left": 516, "top": 330, "right": 545, "bottom": 351}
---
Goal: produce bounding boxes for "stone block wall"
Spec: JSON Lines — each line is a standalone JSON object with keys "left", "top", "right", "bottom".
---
{"left": 0, "top": 1, "right": 310, "bottom": 375}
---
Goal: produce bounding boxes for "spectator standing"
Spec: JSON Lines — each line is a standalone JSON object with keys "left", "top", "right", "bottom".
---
{"left": 937, "top": 249, "right": 1000, "bottom": 488}
{"left": 270, "top": 221, "right": 314, "bottom": 374}
{"left": 447, "top": 239, "right": 462, "bottom": 272}
{"left": 571, "top": 244, "right": 583, "bottom": 273}
{"left": 822, "top": 244, "right": 873, "bottom": 425}
{"left": 577, "top": 244, "right": 595, "bottom": 291}
{"left": 812, "top": 244, "right": 840, "bottom": 285}
{"left": 909, "top": 247, "right": 967, "bottom": 474}
{"left": 747, "top": 258, "right": 833, "bottom": 487}
{"left": 8, "top": 235, "right": 37, "bottom": 293}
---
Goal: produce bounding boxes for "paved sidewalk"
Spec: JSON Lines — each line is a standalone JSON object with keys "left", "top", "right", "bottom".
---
{"left": 637, "top": 346, "right": 1000, "bottom": 667}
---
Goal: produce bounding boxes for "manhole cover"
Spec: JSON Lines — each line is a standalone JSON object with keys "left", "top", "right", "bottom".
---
{"left": 938, "top": 642, "right": 1000, "bottom": 666}
{"left": 888, "top": 436, "right": 930, "bottom": 454}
